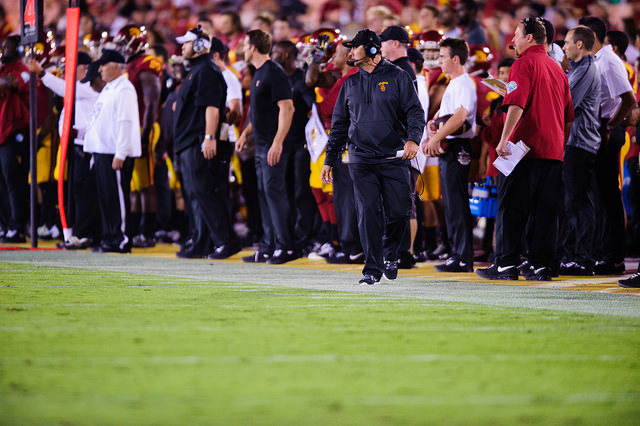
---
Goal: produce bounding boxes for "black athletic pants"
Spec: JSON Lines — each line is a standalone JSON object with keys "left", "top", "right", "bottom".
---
{"left": 594, "top": 122, "right": 626, "bottom": 264}
{"left": 333, "top": 157, "right": 362, "bottom": 255}
{"left": 439, "top": 139, "right": 474, "bottom": 265}
{"left": 178, "top": 141, "right": 235, "bottom": 255}
{"left": 496, "top": 159, "right": 562, "bottom": 269}
{"left": 93, "top": 153, "right": 134, "bottom": 249}
{"left": 287, "top": 144, "right": 321, "bottom": 251}
{"left": 349, "top": 160, "right": 411, "bottom": 279}
{"left": 0, "top": 129, "right": 29, "bottom": 232}
{"left": 255, "top": 146, "right": 292, "bottom": 253}
{"left": 73, "top": 145, "right": 100, "bottom": 240}
{"left": 561, "top": 146, "right": 597, "bottom": 267}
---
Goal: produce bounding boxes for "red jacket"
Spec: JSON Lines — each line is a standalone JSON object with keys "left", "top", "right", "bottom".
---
{"left": 0, "top": 60, "right": 29, "bottom": 145}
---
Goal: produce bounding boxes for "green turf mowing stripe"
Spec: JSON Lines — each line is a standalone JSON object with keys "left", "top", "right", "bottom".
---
{"left": 1, "top": 263, "right": 639, "bottom": 424}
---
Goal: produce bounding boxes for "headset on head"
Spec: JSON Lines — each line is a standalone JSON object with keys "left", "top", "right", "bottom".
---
{"left": 361, "top": 30, "right": 380, "bottom": 58}
{"left": 192, "top": 25, "right": 207, "bottom": 53}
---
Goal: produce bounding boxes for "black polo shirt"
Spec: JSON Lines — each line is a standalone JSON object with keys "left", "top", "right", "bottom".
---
{"left": 249, "top": 60, "right": 292, "bottom": 146}
{"left": 284, "top": 68, "right": 315, "bottom": 148}
{"left": 173, "top": 54, "right": 227, "bottom": 154}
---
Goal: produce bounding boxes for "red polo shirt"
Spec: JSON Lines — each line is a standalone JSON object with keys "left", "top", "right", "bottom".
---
{"left": 0, "top": 60, "right": 29, "bottom": 145}
{"left": 502, "top": 45, "right": 573, "bottom": 161}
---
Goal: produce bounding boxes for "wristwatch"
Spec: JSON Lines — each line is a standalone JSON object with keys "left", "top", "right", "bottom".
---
{"left": 204, "top": 134, "right": 215, "bottom": 140}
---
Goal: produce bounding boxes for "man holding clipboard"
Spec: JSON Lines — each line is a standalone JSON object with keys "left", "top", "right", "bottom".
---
{"left": 476, "top": 17, "right": 574, "bottom": 281}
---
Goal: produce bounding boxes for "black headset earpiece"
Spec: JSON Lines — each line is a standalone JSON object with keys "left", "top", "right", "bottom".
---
{"left": 193, "top": 38, "right": 204, "bottom": 53}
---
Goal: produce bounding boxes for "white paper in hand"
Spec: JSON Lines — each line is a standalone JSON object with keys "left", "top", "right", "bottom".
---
{"left": 493, "top": 141, "right": 530, "bottom": 176}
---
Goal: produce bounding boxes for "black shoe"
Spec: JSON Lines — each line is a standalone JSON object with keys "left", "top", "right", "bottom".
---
{"left": 413, "top": 251, "right": 428, "bottom": 263}
{"left": 434, "top": 256, "right": 473, "bottom": 273}
{"left": 559, "top": 262, "right": 594, "bottom": 276}
{"left": 358, "top": 274, "right": 380, "bottom": 285}
{"left": 383, "top": 260, "right": 398, "bottom": 280}
{"left": 175, "top": 249, "right": 204, "bottom": 259}
{"left": 517, "top": 260, "right": 531, "bottom": 277}
{"left": 618, "top": 273, "right": 640, "bottom": 288}
{"left": 524, "top": 266, "right": 552, "bottom": 281}
{"left": 242, "top": 251, "right": 270, "bottom": 263}
{"left": 207, "top": 244, "right": 241, "bottom": 260}
{"left": 428, "top": 243, "right": 451, "bottom": 260}
{"left": 594, "top": 260, "right": 625, "bottom": 275}
{"left": 266, "top": 249, "right": 298, "bottom": 265}
{"left": 476, "top": 264, "right": 519, "bottom": 280}
{"left": 347, "top": 252, "right": 365, "bottom": 264}
{"left": 1, "top": 229, "right": 26, "bottom": 243}
{"left": 326, "top": 251, "right": 349, "bottom": 264}
{"left": 397, "top": 251, "right": 416, "bottom": 269}
{"left": 93, "top": 242, "right": 131, "bottom": 254}
{"left": 132, "top": 234, "right": 156, "bottom": 248}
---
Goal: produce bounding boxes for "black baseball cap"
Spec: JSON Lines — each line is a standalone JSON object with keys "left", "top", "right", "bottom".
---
{"left": 380, "top": 25, "right": 410, "bottom": 44}
{"left": 77, "top": 51, "right": 92, "bottom": 65}
{"left": 81, "top": 61, "right": 101, "bottom": 83}
{"left": 343, "top": 29, "right": 381, "bottom": 49}
{"left": 210, "top": 37, "right": 229, "bottom": 55}
{"left": 96, "top": 49, "right": 126, "bottom": 65}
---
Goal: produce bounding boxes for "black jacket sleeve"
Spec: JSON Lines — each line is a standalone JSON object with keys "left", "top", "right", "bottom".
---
{"left": 324, "top": 81, "right": 350, "bottom": 167}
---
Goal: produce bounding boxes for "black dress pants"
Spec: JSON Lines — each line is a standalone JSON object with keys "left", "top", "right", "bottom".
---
{"left": 93, "top": 153, "right": 134, "bottom": 249}
{"left": 496, "top": 159, "right": 562, "bottom": 268}
{"left": 178, "top": 142, "right": 235, "bottom": 255}
{"left": 0, "top": 129, "right": 29, "bottom": 231}
{"left": 332, "top": 157, "right": 362, "bottom": 255}
{"left": 561, "top": 146, "right": 597, "bottom": 266}
{"left": 73, "top": 146, "right": 100, "bottom": 240}
{"left": 287, "top": 144, "right": 321, "bottom": 251}
{"left": 255, "top": 146, "right": 292, "bottom": 253}
{"left": 594, "top": 123, "right": 626, "bottom": 264}
{"left": 439, "top": 139, "right": 474, "bottom": 265}
{"left": 349, "top": 160, "right": 411, "bottom": 279}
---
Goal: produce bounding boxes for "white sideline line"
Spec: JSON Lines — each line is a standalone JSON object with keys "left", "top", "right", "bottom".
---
{"left": 0, "top": 354, "right": 628, "bottom": 365}
{"left": 235, "top": 392, "right": 640, "bottom": 407}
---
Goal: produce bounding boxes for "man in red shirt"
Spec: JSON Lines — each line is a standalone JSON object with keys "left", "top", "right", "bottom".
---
{"left": 0, "top": 35, "right": 30, "bottom": 243}
{"left": 477, "top": 18, "right": 574, "bottom": 281}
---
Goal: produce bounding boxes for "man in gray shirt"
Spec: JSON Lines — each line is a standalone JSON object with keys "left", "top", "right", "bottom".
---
{"left": 560, "top": 25, "right": 601, "bottom": 275}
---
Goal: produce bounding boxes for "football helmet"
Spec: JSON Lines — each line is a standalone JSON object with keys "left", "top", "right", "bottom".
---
{"left": 414, "top": 30, "right": 444, "bottom": 69}
{"left": 114, "top": 24, "right": 148, "bottom": 58}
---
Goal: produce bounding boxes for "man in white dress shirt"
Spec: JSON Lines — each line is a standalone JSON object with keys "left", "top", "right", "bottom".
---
{"left": 422, "top": 38, "right": 477, "bottom": 273}
{"left": 84, "top": 49, "right": 141, "bottom": 253}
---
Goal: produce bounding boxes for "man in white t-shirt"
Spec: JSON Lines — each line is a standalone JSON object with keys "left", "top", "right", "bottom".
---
{"left": 84, "top": 49, "right": 141, "bottom": 253}
{"left": 210, "top": 37, "right": 242, "bottom": 142}
{"left": 421, "top": 38, "right": 476, "bottom": 273}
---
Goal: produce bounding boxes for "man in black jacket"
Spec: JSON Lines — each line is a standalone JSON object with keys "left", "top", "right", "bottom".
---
{"left": 321, "top": 29, "right": 425, "bottom": 285}
{"left": 173, "top": 26, "right": 238, "bottom": 259}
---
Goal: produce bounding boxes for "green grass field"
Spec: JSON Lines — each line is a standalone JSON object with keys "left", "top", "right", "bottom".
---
{"left": 1, "top": 262, "right": 639, "bottom": 425}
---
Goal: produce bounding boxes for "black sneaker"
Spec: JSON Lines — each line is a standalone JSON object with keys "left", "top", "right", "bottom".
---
{"left": 175, "top": 248, "right": 204, "bottom": 259}
{"left": 524, "top": 266, "right": 552, "bottom": 281}
{"left": 559, "top": 262, "right": 594, "bottom": 276}
{"left": 207, "top": 244, "right": 241, "bottom": 260}
{"left": 348, "top": 252, "right": 365, "bottom": 264}
{"left": 132, "top": 234, "right": 156, "bottom": 248}
{"left": 383, "top": 260, "right": 398, "bottom": 280}
{"left": 1, "top": 229, "right": 26, "bottom": 243}
{"left": 413, "top": 251, "right": 428, "bottom": 263}
{"left": 92, "top": 242, "right": 131, "bottom": 254}
{"left": 397, "top": 251, "right": 416, "bottom": 269}
{"left": 266, "top": 249, "right": 298, "bottom": 265}
{"left": 618, "top": 273, "right": 640, "bottom": 288}
{"left": 594, "top": 260, "right": 625, "bottom": 275}
{"left": 518, "top": 260, "right": 531, "bottom": 277}
{"left": 326, "top": 251, "right": 349, "bottom": 264}
{"left": 358, "top": 274, "right": 380, "bottom": 285}
{"left": 242, "top": 251, "right": 270, "bottom": 263}
{"left": 476, "top": 264, "right": 518, "bottom": 280}
{"left": 434, "top": 256, "right": 473, "bottom": 273}
{"left": 428, "top": 243, "right": 451, "bottom": 260}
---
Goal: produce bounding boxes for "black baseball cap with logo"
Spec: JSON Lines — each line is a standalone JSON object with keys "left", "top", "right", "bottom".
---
{"left": 379, "top": 25, "right": 411, "bottom": 44}
{"left": 343, "top": 29, "right": 381, "bottom": 49}
{"left": 95, "top": 49, "right": 126, "bottom": 65}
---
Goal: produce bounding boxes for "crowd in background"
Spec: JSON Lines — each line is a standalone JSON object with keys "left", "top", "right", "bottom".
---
{"left": 0, "top": 0, "right": 639, "bottom": 281}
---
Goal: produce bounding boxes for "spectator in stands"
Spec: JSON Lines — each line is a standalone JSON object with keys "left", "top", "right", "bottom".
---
{"left": 457, "top": 0, "right": 487, "bottom": 44}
